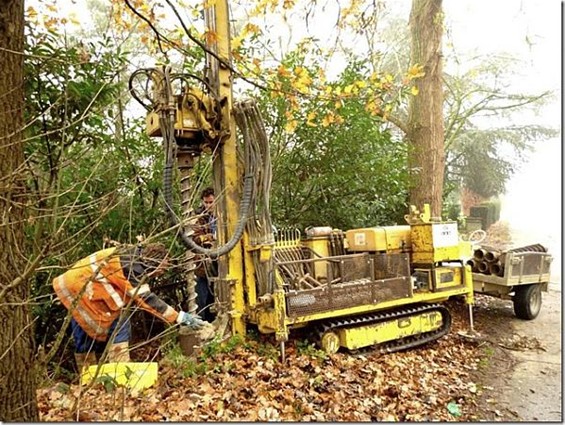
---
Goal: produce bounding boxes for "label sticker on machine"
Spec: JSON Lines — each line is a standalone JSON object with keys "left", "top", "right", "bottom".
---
{"left": 354, "top": 232, "right": 366, "bottom": 246}
{"left": 432, "top": 223, "right": 458, "bottom": 247}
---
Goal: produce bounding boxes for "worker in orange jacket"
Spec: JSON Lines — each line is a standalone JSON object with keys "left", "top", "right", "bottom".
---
{"left": 53, "top": 242, "right": 205, "bottom": 371}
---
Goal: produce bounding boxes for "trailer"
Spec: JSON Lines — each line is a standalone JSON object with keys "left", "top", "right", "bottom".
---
{"left": 471, "top": 248, "right": 553, "bottom": 320}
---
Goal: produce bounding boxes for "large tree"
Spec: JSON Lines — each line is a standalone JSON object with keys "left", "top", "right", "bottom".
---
{"left": 0, "top": 0, "right": 39, "bottom": 421}
{"left": 406, "top": 0, "right": 445, "bottom": 218}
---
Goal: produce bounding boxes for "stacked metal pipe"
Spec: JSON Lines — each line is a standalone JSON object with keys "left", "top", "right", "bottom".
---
{"left": 466, "top": 244, "right": 547, "bottom": 277}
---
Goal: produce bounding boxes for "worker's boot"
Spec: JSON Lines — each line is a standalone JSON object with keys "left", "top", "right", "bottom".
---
{"left": 107, "top": 341, "right": 131, "bottom": 363}
{"left": 75, "top": 352, "right": 97, "bottom": 373}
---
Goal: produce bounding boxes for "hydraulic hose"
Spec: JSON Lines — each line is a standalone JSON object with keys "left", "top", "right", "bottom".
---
{"left": 140, "top": 65, "right": 254, "bottom": 260}
{"left": 162, "top": 152, "right": 254, "bottom": 259}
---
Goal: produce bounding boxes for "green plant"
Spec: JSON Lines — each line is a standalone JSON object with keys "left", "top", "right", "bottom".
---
{"left": 163, "top": 342, "right": 186, "bottom": 368}
{"left": 296, "top": 339, "right": 328, "bottom": 361}
{"left": 200, "top": 334, "right": 244, "bottom": 359}
{"left": 310, "top": 375, "right": 324, "bottom": 390}
{"left": 162, "top": 341, "right": 208, "bottom": 377}
{"left": 255, "top": 341, "right": 279, "bottom": 361}
{"left": 96, "top": 374, "right": 118, "bottom": 393}
{"left": 477, "top": 345, "right": 495, "bottom": 369}
{"left": 181, "top": 360, "right": 208, "bottom": 378}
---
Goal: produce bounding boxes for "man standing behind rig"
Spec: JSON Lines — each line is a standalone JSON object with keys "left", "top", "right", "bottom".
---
{"left": 193, "top": 187, "right": 218, "bottom": 322}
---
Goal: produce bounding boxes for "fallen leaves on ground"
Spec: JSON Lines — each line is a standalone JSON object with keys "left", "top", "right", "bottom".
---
{"left": 37, "top": 299, "right": 492, "bottom": 422}
{"left": 499, "top": 334, "right": 546, "bottom": 352}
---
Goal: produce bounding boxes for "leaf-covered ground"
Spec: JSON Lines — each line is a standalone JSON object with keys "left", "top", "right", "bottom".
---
{"left": 38, "top": 299, "right": 490, "bottom": 422}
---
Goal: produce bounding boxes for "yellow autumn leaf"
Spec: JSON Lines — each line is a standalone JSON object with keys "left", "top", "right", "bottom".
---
{"left": 243, "top": 23, "right": 260, "bottom": 36}
{"left": 277, "top": 65, "right": 290, "bottom": 78}
{"left": 294, "top": 81, "right": 309, "bottom": 94}
{"left": 288, "top": 95, "right": 298, "bottom": 109}
{"left": 298, "top": 74, "right": 312, "bottom": 87}
{"left": 321, "top": 113, "right": 335, "bottom": 127}
{"left": 232, "top": 50, "right": 243, "bottom": 62}
{"left": 204, "top": 30, "right": 218, "bottom": 44}
{"left": 306, "top": 112, "right": 317, "bottom": 127}
{"left": 283, "top": 0, "right": 296, "bottom": 9}
{"left": 140, "top": 2, "right": 150, "bottom": 13}
{"left": 231, "top": 36, "right": 242, "bottom": 50}
{"left": 407, "top": 64, "right": 425, "bottom": 79}
{"left": 44, "top": 17, "right": 58, "bottom": 30}
{"left": 285, "top": 120, "right": 298, "bottom": 133}
{"left": 344, "top": 84, "right": 353, "bottom": 94}
{"left": 190, "top": 7, "right": 201, "bottom": 19}
{"left": 26, "top": 6, "right": 38, "bottom": 18}
{"left": 411, "top": 86, "right": 419, "bottom": 96}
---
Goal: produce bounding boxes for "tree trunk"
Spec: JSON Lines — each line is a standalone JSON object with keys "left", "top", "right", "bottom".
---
{"left": 406, "top": 0, "right": 445, "bottom": 219}
{"left": 0, "top": 0, "right": 39, "bottom": 421}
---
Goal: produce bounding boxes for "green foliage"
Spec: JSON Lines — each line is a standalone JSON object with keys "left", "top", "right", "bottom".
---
{"left": 96, "top": 374, "right": 118, "bottom": 393}
{"left": 163, "top": 342, "right": 208, "bottom": 378}
{"left": 477, "top": 345, "right": 495, "bottom": 369}
{"left": 254, "top": 341, "right": 280, "bottom": 361}
{"left": 200, "top": 334, "right": 245, "bottom": 359}
{"left": 254, "top": 57, "right": 409, "bottom": 230}
{"left": 296, "top": 339, "right": 328, "bottom": 361}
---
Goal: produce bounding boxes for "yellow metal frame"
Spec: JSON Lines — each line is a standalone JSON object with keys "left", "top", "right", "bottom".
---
{"left": 251, "top": 263, "right": 473, "bottom": 338}
{"left": 302, "top": 237, "right": 330, "bottom": 281}
{"left": 208, "top": 0, "right": 247, "bottom": 337}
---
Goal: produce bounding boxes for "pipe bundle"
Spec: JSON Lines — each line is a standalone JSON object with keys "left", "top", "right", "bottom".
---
{"left": 467, "top": 244, "right": 547, "bottom": 277}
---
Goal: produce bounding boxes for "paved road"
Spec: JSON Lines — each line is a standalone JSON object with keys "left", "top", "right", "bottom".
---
{"left": 494, "top": 287, "right": 562, "bottom": 421}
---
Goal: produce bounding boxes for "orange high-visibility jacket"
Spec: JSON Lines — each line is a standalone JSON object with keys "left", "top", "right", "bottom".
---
{"left": 53, "top": 247, "right": 180, "bottom": 341}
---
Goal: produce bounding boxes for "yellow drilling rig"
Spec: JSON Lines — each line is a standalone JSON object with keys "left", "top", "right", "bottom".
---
{"left": 128, "top": 0, "right": 477, "bottom": 358}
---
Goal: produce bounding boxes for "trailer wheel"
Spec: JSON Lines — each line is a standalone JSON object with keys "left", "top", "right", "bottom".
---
{"left": 513, "top": 284, "right": 542, "bottom": 320}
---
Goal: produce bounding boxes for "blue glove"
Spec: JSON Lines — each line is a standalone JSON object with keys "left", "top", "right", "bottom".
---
{"left": 177, "top": 311, "right": 207, "bottom": 330}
